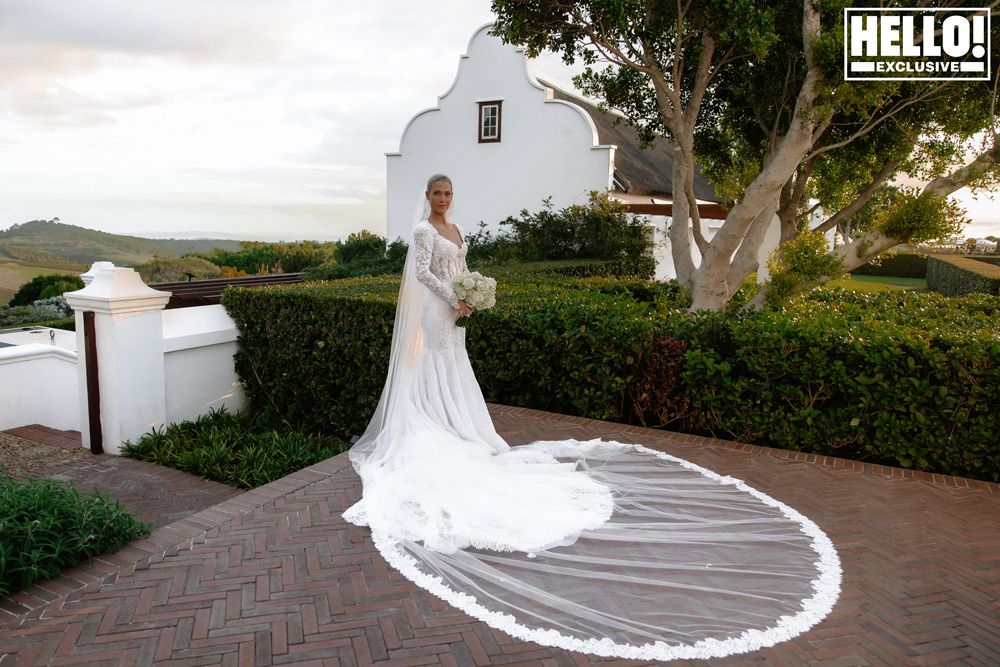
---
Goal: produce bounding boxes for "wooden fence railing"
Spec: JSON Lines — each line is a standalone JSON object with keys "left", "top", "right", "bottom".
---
{"left": 150, "top": 273, "right": 305, "bottom": 309}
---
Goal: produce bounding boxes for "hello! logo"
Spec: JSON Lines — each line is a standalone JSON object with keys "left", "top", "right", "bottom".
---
{"left": 844, "top": 7, "right": 991, "bottom": 81}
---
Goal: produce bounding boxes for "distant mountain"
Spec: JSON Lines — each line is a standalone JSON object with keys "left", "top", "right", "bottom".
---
{"left": 0, "top": 219, "right": 245, "bottom": 267}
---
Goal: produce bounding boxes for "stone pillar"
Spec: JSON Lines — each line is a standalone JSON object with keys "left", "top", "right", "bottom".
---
{"left": 80, "top": 261, "right": 115, "bottom": 286}
{"left": 64, "top": 266, "right": 172, "bottom": 454}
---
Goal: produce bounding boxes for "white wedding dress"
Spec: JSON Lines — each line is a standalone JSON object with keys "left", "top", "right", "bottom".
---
{"left": 343, "top": 219, "right": 841, "bottom": 661}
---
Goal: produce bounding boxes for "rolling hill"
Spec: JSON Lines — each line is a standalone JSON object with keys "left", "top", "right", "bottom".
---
{"left": 0, "top": 219, "right": 245, "bottom": 267}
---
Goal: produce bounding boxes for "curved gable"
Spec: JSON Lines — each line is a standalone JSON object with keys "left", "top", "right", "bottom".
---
{"left": 386, "top": 24, "right": 615, "bottom": 239}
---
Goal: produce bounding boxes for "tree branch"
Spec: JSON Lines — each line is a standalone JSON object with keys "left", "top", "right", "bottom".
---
{"left": 924, "top": 136, "right": 1000, "bottom": 197}
{"left": 814, "top": 157, "right": 899, "bottom": 234}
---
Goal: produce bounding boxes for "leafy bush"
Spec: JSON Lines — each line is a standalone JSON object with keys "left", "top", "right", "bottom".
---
{"left": 1, "top": 304, "right": 71, "bottom": 328}
{"left": 120, "top": 408, "right": 346, "bottom": 489}
{"left": 497, "top": 192, "right": 650, "bottom": 263}
{"left": 9, "top": 274, "right": 84, "bottom": 307}
{"left": 851, "top": 252, "right": 928, "bottom": 278}
{"left": 224, "top": 274, "right": 999, "bottom": 481}
{"left": 664, "top": 290, "right": 999, "bottom": 480}
{"left": 134, "top": 255, "right": 221, "bottom": 283}
{"left": 201, "top": 241, "right": 337, "bottom": 275}
{"left": 484, "top": 257, "right": 657, "bottom": 280}
{"left": 0, "top": 475, "right": 150, "bottom": 597}
{"left": 763, "top": 230, "right": 845, "bottom": 307}
{"left": 303, "top": 233, "right": 408, "bottom": 281}
{"left": 464, "top": 221, "right": 520, "bottom": 264}
{"left": 926, "top": 254, "right": 1000, "bottom": 296}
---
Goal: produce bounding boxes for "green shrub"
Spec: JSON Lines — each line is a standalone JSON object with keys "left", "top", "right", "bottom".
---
{"left": 9, "top": 274, "right": 84, "bottom": 307}
{"left": 120, "top": 407, "right": 346, "bottom": 489}
{"left": 0, "top": 305, "right": 73, "bottom": 329}
{"left": 663, "top": 290, "right": 999, "bottom": 480}
{"left": 483, "top": 257, "right": 656, "bottom": 280}
{"left": 927, "top": 254, "right": 1000, "bottom": 296}
{"left": 223, "top": 275, "right": 657, "bottom": 436}
{"left": 0, "top": 476, "right": 150, "bottom": 597}
{"left": 133, "top": 255, "right": 222, "bottom": 283}
{"left": 851, "top": 252, "right": 928, "bottom": 278}
{"left": 496, "top": 192, "right": 650, "bottom": 263}
{"left": 222, "top": 276, "right": 1000, "bottom": 482}
{"left": 302, "top": 234, "right": 408, "bottom": 281}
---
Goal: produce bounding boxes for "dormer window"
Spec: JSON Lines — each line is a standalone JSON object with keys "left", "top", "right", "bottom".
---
{"left": 478, "top": 100, "right": 502, "bottom": 143}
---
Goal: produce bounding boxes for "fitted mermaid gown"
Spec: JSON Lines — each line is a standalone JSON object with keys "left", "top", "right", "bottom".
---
{"left": 343, "top": 220, "right": 841, "bottom": 661}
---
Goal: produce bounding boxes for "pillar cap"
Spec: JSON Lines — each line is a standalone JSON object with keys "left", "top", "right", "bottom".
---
{"left": 80, "top": 261, "right": 116, "bottom": 286}
{"left": 65, "top": 267, "right": 171, "bottom": 315}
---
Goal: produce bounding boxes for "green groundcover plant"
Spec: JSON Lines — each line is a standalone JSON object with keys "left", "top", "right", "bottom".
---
{"left": 0, "top": 475, "right": 150, "bottom": 597}
{"left": 121, "top": 407, "right": 347, "bottom": 490}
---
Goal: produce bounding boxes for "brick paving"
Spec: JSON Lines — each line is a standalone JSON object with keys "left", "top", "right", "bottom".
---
{"left": 1, "top": 405, "right": 998, "bottom": 665}
{"left": 1, "top": 425, "right": 241, "bottom": 530}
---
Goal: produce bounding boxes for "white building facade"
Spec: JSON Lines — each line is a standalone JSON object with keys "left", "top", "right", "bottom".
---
{"left": 386, "top": 24, "right": 615, "bottom": 241}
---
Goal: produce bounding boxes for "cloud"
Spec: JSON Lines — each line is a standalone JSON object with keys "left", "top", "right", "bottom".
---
{"left": 0, "top": 0, "right": 288, "bottom": 63}
{"left": 0, "top": 1, "right": 580, "bottom": 240}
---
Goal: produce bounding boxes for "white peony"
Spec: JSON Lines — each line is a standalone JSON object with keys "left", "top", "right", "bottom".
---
{"left": 451, "top": 270, "right": 497, "bottom": 313}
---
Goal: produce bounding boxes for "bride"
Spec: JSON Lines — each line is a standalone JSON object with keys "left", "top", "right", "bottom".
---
{"left": 343, "top": 174, "right": 841, "bottom": 661}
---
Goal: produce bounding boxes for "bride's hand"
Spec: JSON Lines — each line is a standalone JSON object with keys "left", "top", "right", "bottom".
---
{"left": 457, "top": 299, "right": 473, "bottom": 316}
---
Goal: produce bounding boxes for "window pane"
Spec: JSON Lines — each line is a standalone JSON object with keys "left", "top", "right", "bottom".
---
{"left": 480, "top": 104, "right": 500, "bottom": 140}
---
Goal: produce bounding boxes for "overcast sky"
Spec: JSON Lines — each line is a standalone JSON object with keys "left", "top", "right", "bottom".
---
{"left": 1, "top": 0, "right": 996, "bottom": 242}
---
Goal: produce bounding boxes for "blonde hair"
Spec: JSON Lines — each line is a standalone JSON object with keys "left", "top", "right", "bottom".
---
{"left": 425, "top": 173, "right": 452, "bottom": 192}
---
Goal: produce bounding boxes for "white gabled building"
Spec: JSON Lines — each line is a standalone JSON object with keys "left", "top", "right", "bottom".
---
{"left": 387, "top": 23, "right": 780, "bottom": 281}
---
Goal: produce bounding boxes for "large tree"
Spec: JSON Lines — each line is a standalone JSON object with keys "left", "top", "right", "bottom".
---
{"left": 491, "top": 0, "right": 999, "bottom": 310}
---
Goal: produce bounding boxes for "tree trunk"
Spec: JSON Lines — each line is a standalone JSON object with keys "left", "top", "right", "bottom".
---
{"left": 686, "top": 0, "right": 825, "bottom": 311}
{"left": 668, "top": 142, "right": 697, "bottom": 289}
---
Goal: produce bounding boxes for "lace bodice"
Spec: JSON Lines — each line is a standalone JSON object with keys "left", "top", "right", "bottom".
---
{"left": 413, "top": 220, "right": 468, "bottom": 309}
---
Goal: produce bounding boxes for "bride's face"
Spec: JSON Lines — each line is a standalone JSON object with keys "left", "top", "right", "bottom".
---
{"left": 426, "top": 181, "right": 453, "bottom": 217}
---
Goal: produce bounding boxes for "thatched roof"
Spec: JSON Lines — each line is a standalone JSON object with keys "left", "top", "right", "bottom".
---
{"left": 542, "top": 81, "right": 725, "bottom": 204}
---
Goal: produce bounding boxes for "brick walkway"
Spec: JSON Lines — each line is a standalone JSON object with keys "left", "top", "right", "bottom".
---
{"left": 1, "top": 406, "right": 998, "bottom": 665}
{"left": 1, "top": 425, "right": 241, "bottom": 530}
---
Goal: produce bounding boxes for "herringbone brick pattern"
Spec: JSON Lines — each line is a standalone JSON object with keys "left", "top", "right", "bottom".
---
{"left": 2, "top": 425, "right": 242, "bottom": 531}
{"left": 1, "top": 405, "right": 997, "bottom": 665}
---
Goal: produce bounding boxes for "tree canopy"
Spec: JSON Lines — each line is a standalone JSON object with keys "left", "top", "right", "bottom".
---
{"left": 491, "top": 0, "right": 999, "bottom": 309}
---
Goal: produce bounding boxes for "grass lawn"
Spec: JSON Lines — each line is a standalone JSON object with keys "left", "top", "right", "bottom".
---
{"left": 0, "top": 258, "right": 86, "bottom": 305}
{"left": 826, "top": 274, "right": 928, "bottom": 292}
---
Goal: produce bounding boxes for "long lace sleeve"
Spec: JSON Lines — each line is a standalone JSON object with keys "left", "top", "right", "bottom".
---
{"left": 413, "top": 224, "right": 459, "bottom": 309}
{"left": 456, "top": 224, "right": 469, "bottom": 274}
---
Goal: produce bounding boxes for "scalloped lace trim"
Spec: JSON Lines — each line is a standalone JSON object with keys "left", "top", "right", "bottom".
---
{"left": 363, "top": 441, "right": 842, "bottom": 661}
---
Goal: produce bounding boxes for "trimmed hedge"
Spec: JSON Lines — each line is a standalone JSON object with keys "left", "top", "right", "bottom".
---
{"left": 927, "top": 254, "right": 1000, "bottom": 296}
{"left": 0, "top": 476, "right": 150, "bottom": 596}
{"left": 222, "top": 277, "right": 1000, "bottom": 482}
{"left": 664, "top": 290, "right": 999, "bottom": 480}
{"left": 481, "top": 257, "right": 656, "bottom": 280}
{"left": 851, "top": 252, "right": 928, "bottom": 278}
{"left": 222, "top": 274, "right": 674, "bottom": 436}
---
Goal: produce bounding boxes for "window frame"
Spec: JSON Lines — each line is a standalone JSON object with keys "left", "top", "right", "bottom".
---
{"left": 478, "top": 100, "right": 502, "bottom": 143}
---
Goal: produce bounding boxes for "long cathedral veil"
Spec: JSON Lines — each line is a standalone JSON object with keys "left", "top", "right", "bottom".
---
{"left": 347, "top": 194, "right": 435, "bottom": 473}
{"left": 344, "top": 185, "right": 842, "bottom": 661}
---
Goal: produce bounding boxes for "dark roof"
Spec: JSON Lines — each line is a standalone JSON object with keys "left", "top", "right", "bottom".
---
{"left": 542, "top": 81, "right": 724, "bottom": 203}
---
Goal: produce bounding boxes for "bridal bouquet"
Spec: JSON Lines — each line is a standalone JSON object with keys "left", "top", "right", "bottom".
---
{"left": 452, "top": 271, "right": 496, "bottom": 325}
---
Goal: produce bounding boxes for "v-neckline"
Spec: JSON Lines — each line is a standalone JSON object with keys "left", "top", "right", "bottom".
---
{"left": 428, "top": 221, "right": 464, "bottom": 250}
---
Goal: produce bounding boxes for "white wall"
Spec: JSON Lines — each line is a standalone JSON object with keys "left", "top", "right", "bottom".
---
{"left": 163, "top": 305, "right": 246, "bottom": 423}
{"left": 0, "top": 345, "right": 79, "bottom": 431}
{"left": 386, "top": 23, "right": 614, "bottom": 241}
